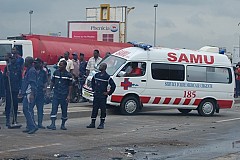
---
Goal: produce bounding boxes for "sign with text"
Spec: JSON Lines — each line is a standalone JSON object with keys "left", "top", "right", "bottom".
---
{"left": 68, "top": 21, "right": 120, "bottom": 42}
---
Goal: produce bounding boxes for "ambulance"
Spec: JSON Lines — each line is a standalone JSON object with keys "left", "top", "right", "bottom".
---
{"left": 83, "top": 42, "right": 235, "bottom": 116}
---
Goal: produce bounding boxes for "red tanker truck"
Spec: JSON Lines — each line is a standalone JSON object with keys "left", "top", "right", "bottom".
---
{"left": 0, "top": 34, "right": 132, "bottom": 71}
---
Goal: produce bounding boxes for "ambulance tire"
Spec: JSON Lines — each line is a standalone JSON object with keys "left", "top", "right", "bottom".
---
{"left": 120, "top": 96, "right": 139, "bottom": 115}
{"left": 178, "top": 109, "right": 192, "bottom": 114}
{"left": 197, "top": 99, "right": 216, "bottom": 116}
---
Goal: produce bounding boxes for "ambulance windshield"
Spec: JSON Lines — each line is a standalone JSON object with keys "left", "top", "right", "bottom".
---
{"left": 97, "top": 55, "right": 126, "bottom": 75}
{"left": 0, "top": 44, "right": 12, "bottom": 61}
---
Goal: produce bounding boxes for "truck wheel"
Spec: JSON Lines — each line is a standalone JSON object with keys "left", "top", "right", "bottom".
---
{"left": 197, "top": 99, "right": 216, "bottom": 116}
{"left": 120, "top": 96, "right": 139, "bottom": 115}
{"left": 178, "top": 109, "right": 192, "bottom": 114}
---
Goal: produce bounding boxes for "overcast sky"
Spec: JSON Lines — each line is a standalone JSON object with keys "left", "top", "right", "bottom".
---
{"left": 0, "top": 0, "right": 240, "bottom": 52}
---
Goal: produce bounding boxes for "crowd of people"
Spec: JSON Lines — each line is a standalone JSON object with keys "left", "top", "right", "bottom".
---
{"left": 0, "top": 48, "right": 116, "bottom": 133}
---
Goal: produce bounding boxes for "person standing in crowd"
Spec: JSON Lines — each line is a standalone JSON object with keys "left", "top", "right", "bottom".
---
{"left": 0, "top": 69, "right": 5, "bottom": 129}
{"left": 34, "top": 58, "right": 48, "bottom": 129}
{"left": 86, "top": 49, "right": 102, "bottom": 76}
{"left": 43, "top": 62, "right": 51, "bottom": 84}
{"left": 58, "top": 52, "right": 74, "bottom": 73}
{"left": 21, "top": 56, "right": 38, "bottom": 134}
{"left": 86, "top": 63, "right": 116, "bottom": 129}
{"left": 47, "top": 60, "right": 72, "bottom": 130}
{"left": 79, "top": 53, "right": 87, "bottom": 102}
{"left": 71, "top": 52, "right": 80, "bottom": 102}
{"left": 3, "top": 53, "right": 22, "bottom": 127}
{"left": 235, "top": 63, "right": 240, "bottom": 98}
{"left": 12, "top": 47, "right": 24, "bottom": 70}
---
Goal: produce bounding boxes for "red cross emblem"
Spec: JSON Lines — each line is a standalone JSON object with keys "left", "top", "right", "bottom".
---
{"left": 121, "top": 78, "right": 132, "bottom": 90}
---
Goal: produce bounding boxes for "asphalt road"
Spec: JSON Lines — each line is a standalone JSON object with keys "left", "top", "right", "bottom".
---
{"left": 0, "top": 102, "right": 240, "bottom": 160}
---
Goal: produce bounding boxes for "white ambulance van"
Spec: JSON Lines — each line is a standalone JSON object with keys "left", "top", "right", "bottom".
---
{"left": 83, "top": 43, "right": 235, "bottom": 116}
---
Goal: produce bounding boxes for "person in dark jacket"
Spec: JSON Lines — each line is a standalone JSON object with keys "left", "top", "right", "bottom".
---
{"left": 47, "top": 60, "right": 72, "bottom": 130}
{"left": 3, "top": 53, "right": 22, "bottom": 127}
{"left": 0, "top": 69, "right": 5, "bottom": 129}
{"left": 21, "top": 56, "right": 38, "bottom": 134}
{"left": 86, "top": 63, "right": 116, "bottom": 129}
{"left": 34, "top": 58, "right": 48, "bottom": 129}
{"left": 79, "top": 53, "right": 87, "bottom": 102}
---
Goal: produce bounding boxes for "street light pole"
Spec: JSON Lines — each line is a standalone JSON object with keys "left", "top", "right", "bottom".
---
{"left": 29, "top": 10, "right": 33, "bottom": 34}
{"left": 154, "top": 4, "right": 158, "bottom": 47}
{"left": 124, "top": 6, "right": 135, "bottom": 43}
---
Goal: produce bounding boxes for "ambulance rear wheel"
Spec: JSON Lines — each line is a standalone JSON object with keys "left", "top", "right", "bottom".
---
{"left": 120, "top": 96, "right": 139, "bottom": 115}
{"left": 178, "top": 109, "right": 192, "bottom": 114}
{"left": 197, "top": 99, "right": 216, "bottom": 116}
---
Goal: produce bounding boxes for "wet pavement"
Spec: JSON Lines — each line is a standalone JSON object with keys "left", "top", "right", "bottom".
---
{"left": 0, "top": 101, "right": 240, "bottom": 159}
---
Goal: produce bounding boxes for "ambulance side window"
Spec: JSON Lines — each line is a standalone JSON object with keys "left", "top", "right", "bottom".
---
{"left": 151, "top": 63, "right": 184, "bottom": 81}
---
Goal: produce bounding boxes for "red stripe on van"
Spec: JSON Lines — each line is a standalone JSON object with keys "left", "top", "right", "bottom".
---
{"left": 111, "top": 95, "right": 123, "bottom": 103}
{"left": 217, "top": 100, "right": 233, "bottom": 109}
{"left": 193, "top": 99, "right": 202, "bottom": 105}
{"left": 163, "top": 98, "right": 171, "bottom": 104}
{"left": 173, "top": 98, "right": 181, "bottom": 105}
{"left": 153, "top": 97, "right": 161, "bottom": 104}
{"left": 140, "top": 96, "right": 151, "bottom": 103}
{"left": 183, "top": 99, "right": 191, "bottom": 105}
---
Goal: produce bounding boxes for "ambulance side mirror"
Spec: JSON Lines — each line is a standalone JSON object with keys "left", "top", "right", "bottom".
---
{"left": 118, "top": 71, "right": 126, "bottom": 77}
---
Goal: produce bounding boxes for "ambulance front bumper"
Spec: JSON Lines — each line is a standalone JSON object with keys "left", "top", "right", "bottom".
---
{"left": 82, "top": 85, "right": 94, "bottom": 101}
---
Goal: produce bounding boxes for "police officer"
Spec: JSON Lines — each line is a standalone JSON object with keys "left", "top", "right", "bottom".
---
{"left": 3, "top": 53, "right": 22, "bottom": 127}
{"left": 47, "top": 60, "right": 72, "bottom": 130}
{"left": 86, "top": 63, "right": 116, "bottom": 129}
{"left": 21, "top": 56, "right": 38, "bottom": 134}
{"left": 34, "top": 58, "right": 48, "bottom": 129}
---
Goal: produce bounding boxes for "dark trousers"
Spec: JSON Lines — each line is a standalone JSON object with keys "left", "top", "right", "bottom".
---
{"left": 23, "top": 95, "right": 37, "bottom": 130}
{"left": 35, "top": 93, "right": 45, "bottom": 125}
{"left": 50, "top": 95, "right": 68, "bottom": 120}
{"left": 236, "top": 79, "right": 240, "bottom": 97}
{"left": 5, "top": 90, "right": 18, "bottom": 123}
{"left": 91, "top": 96, "right": 107, "bottom": 119}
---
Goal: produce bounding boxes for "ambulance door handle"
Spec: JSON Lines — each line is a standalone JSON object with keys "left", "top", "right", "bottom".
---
{"left": 141, "top": 79, "right": 146, "bottom": 82}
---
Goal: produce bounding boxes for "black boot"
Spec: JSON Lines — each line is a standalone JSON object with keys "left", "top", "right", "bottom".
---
{"left": 97, "top": 119, "right": 105, "bottom": 129}
{"left": 6, "top": 118, "right": 10, "bottom": 127}
{"left": 86, "top": 119, "right": 96, "bottom": 128}
{"left": 47, "top": 118, "right": 56, "bottom": 130}
{"left": 60, "top": 118, "right": 67, "bottom": 130}
{"left": 38, "top": 115, "right": 45, "bottom": 129}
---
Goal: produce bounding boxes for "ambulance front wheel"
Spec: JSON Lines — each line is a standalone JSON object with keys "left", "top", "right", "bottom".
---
{"left": 197, "top": 99, "right": 216, "bottom": 116}
{"left": 120, "top": 96, "right": 139, "bottom": 115}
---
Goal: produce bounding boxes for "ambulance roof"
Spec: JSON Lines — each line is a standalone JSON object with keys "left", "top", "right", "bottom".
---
{"left": 113, "top": 46, "right": 231, "bottom": 67}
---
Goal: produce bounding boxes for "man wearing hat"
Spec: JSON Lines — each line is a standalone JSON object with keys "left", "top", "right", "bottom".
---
{"left": 34, "top": 58, "right": 48, "bottom": 129}
{"left": 21, "top": 56, "right": 38, "bottom": 134}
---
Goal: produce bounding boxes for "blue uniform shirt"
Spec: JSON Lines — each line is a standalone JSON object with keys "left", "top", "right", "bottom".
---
{"left": 91, "top": 71, "right": 116, "bottom": 98}
{"left": 52, "top": 69, "right": 72, "bottom": 99}
{"left": 21, "top": 66, "right": 37, "bottom": 95}
{"left": 3, "top": 61, "right": 22, "bottom": 92}
{"left": 0, "top": 71, "right": 5, "bottom": 98}
{"left": 79, "top": 60, "right": 87, "bottom": 78}
{"left": 36, "top": 69, "right": 47, "bottom": 95}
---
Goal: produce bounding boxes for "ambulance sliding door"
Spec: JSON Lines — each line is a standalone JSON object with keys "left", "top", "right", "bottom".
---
{"left": 143, "top": 63, "right": 185, "bottom": 105}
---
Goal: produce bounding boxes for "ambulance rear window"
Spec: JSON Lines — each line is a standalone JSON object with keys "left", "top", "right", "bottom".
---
{"left": 187, "top": 66, "right": 232, "bottom": 83}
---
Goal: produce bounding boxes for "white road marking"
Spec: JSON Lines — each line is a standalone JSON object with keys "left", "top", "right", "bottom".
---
{"left": 215, "top": 118, "right": 240, "bottom": 123}
{"left": 0, "top": 143, "right": 61, "bottom": 154}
